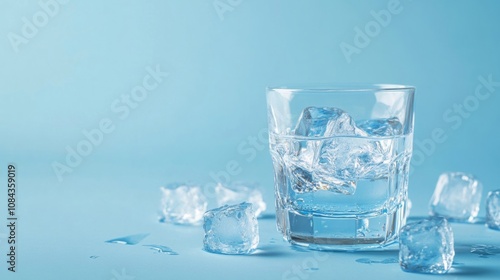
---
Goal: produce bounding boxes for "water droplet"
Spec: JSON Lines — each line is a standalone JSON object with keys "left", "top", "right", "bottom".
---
{"left": 380, "top": 258, "right": 398, "bottom": 264}
{"left": 470, "top": 244, "right": 500, "bottom": 258}
{"left": 356, "top": 258, "right": 372, "bottom": 264}
{"left": 105, "top": 233, "right": 150, "bottom": 245}
{"left": 143, "top": 244, "right": 178, "bottom": 255}
{"left": 356, "top": 257, "right": 398, "bottom": 264}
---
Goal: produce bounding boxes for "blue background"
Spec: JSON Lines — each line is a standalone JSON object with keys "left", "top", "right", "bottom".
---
{"left": 0, "top": 0, "right": 499, "bottom": 279}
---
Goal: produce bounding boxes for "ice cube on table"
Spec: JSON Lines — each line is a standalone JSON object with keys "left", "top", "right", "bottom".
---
{"left": 203, "top": 202, "right": 259, "bottom": 255}
{"left": 356, "top": 117, "right": 403, "bottom": 136}
{"left": 486, "top": 189, "right": 500, "bottom": 230}
{"left": 215, "top": 182, "right": 267, "bottom": 217}
{"left": 399, "top": 218, "right": 455, "bottom": 274}
{"left": 429, "top": 172, "right": 483, "bottom": 222}
{"left": 159, "top": 183, "right": 208, "bottom": 225}
{"left": 294, "top": 107, "right": 361, "bottom": 137}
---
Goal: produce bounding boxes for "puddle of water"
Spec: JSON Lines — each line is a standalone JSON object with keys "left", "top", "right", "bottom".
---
{"left": 143, "top": 244, "right": 178, "bottom": 255}
{"left": 380, "top": 258, "right": 399, "bottom": 264}
{"left": 356, "top": 258, "right": 398, "bottom": 264}
{"left": 356, "top": 258, "right": 372, "bottom": 264}
{"left": 258, "top": 213, "right": 276, "bottom": 220}
{"left": 105, "top": 233, "right": 150, "bottom": 245}
{"left": 470, "top": 244, "right": 500, "bottom": 258}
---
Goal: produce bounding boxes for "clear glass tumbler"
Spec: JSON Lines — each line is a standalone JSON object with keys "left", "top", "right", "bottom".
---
{"left": 266, "top": 84, "right": 415, "bottom": 250}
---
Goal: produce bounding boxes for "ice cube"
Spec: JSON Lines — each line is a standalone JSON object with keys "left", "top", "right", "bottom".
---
{"left": 203, "top": 202, "right": 259, "bottom": 255}
{"left": 294, "top": 107, "right": 360, "bottom": 137}
{"left": 292, "top": 139, "right": 317, "bottom": 167}
{"left": 429, "top": 172, "right": 483, "bottom": 222}
{"left": 356, "top": 117, "right": 403, "bottom": 136}
{"left": 289, "top": 165, "right": 317, "bottom": 193}
{"left": 317, "top": 137, "right": 393, "bottom": 181}
{"left": 317, "top": 118, "right": 403, "bottom": 182}
{"left": 159, "top": 183, "right": 208, "bottom": 225}
{"left": 404, "top": 198, "right": 413, "bottom": 220}
{"left": 291, "top": 107, "right": 399, "bottom": 195}
{"left": 283, "top": 150, "right": 356, "bottom": 195}
{"left": 313, "top": 172, "right": 357, "bottom": 195}
{"left": 486, "top": 190, "right": 500, "bottom": 230}
{"left": 313, "top": 136, "right": 394, "bottom": 195}
{"left": 215, "top": 182, "right": 267, "bottom": 217}
{"left": 292, "top": 107, "right": 361, "bottom": 181}
{"left": 286, "top": 162, "right": 356, "bottom": 195}
{"left": 399, "top": 218, "right": 455, "bottom": 274}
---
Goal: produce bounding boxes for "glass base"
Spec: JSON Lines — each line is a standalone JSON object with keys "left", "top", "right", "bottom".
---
{"left": 279, "top": 205, "right": 406, "bottom": 251}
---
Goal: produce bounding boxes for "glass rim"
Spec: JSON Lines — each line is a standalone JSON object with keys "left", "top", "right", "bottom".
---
{"left": 267, "top": 83, "right": 415, "bottom": 94}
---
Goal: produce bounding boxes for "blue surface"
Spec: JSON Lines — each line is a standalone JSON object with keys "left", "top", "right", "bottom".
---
{"left": 0, "top": 0, "right": 500, "bottom": 279}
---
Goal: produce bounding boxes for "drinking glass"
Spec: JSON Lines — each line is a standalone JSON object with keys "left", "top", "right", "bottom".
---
{"left": 266, "top": 84, "right": 415, "bottom": 250}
